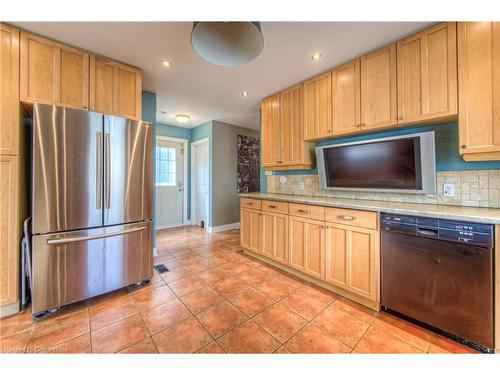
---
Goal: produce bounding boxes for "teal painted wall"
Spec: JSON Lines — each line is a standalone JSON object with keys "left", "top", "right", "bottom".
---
{"left": 156, "top": 122, "right": 192, "bottom": 220}
{"left": 263, "top": 122, "right": 500, "bottom": 185}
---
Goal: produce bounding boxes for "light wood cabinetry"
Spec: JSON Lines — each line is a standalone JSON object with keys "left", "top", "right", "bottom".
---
{"left": 360, "top": 44, "right": 397, "bottom": 131}
{"left": 1, "top": 24, "right": 19, "bottom": 155}
{"left": 261, "top": 94, "right": 280, "bottom": 167}
{"left": 303, "top": 71, "right": 332, "bottom": 140}
{"left": 240, "top": 208, "right": 262, "bottom": 253}
{"left": 289, "top": 215, "right": 325, "bottom": 279}
{"left": 90, "top": 55, "right": 142, "bottom": 120}
{"left": 261, "top": 211, "right": 288, "bottom": 265}
{"left": 325, "top": 222, "right": 379, "bottom": 302}
{"left": 458, "top": 22, "right": 500, "bottom": 161}
{"left": 0, "top": 156, "right": 20, "bottom": 308}
{"left": 331, "top": 59, "right": 361, "bottom": 136}
{"left": 20, "top": 31, "right": 89, "bottom": 109}
{"left": 397, "top": 22, "right": 457, "bottom": 125}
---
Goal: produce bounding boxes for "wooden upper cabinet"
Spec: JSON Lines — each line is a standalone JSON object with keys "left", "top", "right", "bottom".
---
{"left": 397, "top": 22, "right": 458, "bottom": 125}
{"left": 1, "top": 24, "right": 20, "bottom": 156}
{"left": 90, "top": 55, "right": 142, "bottom": 120}
{"left": 360, "top": 44, "right": 397, "bottom": 131}
{"left": 261, "top": 94, "right": 280, "bottom": 167}
{"left": 332, "top": 59, "right": 361, "bottom": 136}
{"left": 20, "top": 31, "right": 89, "bottom": 109}
{"left": 279, "top": 84, "right": 302, "bottom": 165}
{"left": 303, "top": 71, "right": 332, "bottom": 140}
{"left": 458, "top": 22, "right": 500, "bottom": 161}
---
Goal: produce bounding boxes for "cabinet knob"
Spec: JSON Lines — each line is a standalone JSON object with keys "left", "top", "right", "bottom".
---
{"left": 461, "top": 144, "right": 467, "bottom": 149}
{"left": 90, "top": 106, "right": 95, "bottom": 111}
{"left": 398, "top": 116, "right": 404, "bottom": 120}
{"left": 83, "top": 105, "right": 88, "bottom": 110}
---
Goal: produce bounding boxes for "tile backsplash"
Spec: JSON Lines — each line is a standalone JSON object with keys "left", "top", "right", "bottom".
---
{"left": 267, "top": 170, "right": 500, "bottom": 208}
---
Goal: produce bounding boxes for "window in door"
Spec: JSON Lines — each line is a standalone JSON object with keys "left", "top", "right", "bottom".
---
{"left": 156, "top": 146, "right": 177, "bottom": 186}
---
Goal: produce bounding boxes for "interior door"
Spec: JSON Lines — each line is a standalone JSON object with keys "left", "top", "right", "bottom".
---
{"left": 104, "top": 115, "right": 153, "bottom": 226}
{"left": 192, "top": 141, "right": 209, "bottom": 226}
{"left": 155, "top": 139, "right": 184, "bottom": 228}
{"left": 32, "top": 103, "right": 103, "bottom": 234}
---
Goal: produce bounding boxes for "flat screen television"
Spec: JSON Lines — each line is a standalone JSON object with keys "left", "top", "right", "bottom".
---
{"left": 316, "top": 132, "right": 436, "bottom": 194}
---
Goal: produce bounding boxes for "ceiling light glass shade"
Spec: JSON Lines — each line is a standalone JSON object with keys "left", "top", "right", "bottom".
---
{"left": 176, "top": 114, "right": 191, "bottom": 123}
{"left": 191, "top": 22, "right": 264, "bottom": 67}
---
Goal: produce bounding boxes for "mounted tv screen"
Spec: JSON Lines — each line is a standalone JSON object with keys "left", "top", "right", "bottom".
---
{"left": 316, "top": 132, "right": 436, "bottom": 194}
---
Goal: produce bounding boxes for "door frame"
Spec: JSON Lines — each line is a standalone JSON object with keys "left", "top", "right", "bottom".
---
{"left": 155, "top": 135, "right": 189, "bottom": 227}
{"left": 190, "top": 138, "right": 209, "bottom": 228}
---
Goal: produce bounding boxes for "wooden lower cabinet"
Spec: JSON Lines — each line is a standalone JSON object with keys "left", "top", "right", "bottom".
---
{"left": 240, "top": 208, "right": 262, "bottom": 253}
{"left": 261, "top": 211, "right": 288, "bottom": 264}
{"left": 325, "top": 222, "right": 379, "bottom": 302}
{"left": 289, "top": 216, "right": 325, "bottom": 279}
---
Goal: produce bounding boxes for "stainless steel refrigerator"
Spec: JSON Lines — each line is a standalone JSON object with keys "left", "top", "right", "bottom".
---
{"left": 31, "top": 103, "right": 153, "bottom": 315}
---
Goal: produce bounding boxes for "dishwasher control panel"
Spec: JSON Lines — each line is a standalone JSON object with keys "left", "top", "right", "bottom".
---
{"left": 381, "top": 214, "right": 494, "bottom": 248}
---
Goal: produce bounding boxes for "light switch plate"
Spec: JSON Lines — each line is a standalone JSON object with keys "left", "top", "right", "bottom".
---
{"left": 443, "top": 183, "right": 455, "bottom": 197}
{"left": 298, "top": 182, "right": 305, "bottom": 191}
{"left": 265, "top": 171, "right": 272, "bottom": 176}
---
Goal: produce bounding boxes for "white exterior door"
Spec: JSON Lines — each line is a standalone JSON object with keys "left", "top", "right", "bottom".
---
{"left": 156, "top": 139, "right": 184, "bottom": 228}
{"left": 192, "top": 140, "right": 209, "bottom": 227}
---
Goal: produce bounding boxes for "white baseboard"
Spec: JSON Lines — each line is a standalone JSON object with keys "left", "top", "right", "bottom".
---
{"left": 207, "top": 222, "right": 240, "bottom": 233}
{"left": 156, "top": 223, "right": 185, "bottom": 230}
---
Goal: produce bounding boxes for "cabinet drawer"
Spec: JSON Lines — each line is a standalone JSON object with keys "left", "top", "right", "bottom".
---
{"left": 289, "top": 203, "right": 325, "bottom": 221}
{"left": 262, "top": 200, "right": 288, "bottom": 214}
{"left": 325, "top": 207, "right": 378, "bottom": 230}
{"left": 240, "top": 198, "right": 262, "bottom": 210}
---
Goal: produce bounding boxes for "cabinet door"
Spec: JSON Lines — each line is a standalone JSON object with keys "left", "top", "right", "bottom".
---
{"left": 240, "top": 208, "right": 262, "bottom": 253}
{"left": 325, "top": 223, "right": 379, "bottom": 302}
{"left": 20, "top": 32, "right": 89, "bottom": 109}
{"left": 332, "top": 60, "right": 361, "bottom": 136}
{"left": 303, "top": 72, "right": 332, "bottom": 140}
{"left": 0, "top": 24, "right": 19, "bottom": 156}
{"left": 261, "top": 95, "right": 280, "bottom": 167}
{"left": 397, "top": 22, "right": 457, "bottom": 124}
{"left": 360, "top": 44, "right": 397, "bottom": 131}
{"left": 289, "top": 216, "right": 324, "bottom": 279}
{"left": 458, "top": 22, "right": 500, "bottom": 161}
{"left": 0, "top": 155, "right": 19, "bottom": 307}
{"left": 90, "top": 55, "right": 142, "bottom": 120}
{"left": 280, "top": 85, "right": 304, "bottom": 165}
{"left": 261, "top": 211, "right": 288, "bottom": 264}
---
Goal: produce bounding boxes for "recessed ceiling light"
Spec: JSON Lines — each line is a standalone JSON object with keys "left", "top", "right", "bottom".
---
{"left": 161, "top": 60, "right": 171, "bottom": 67}
{"left": 242, "top": 91, "right": 250, "bottom": 97}
{"left": 311, "top": 53, "right": 322, "bottom": 61}
{"left": 175, "top": 114, "right": 191, "bottom": 124}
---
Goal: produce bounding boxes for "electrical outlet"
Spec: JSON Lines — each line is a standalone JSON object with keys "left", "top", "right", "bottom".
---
{"left": 443, "top": 183, "right": 455, "bottom": 197}
{"left": 298, "top": 182, "right": 305, "bottom": 191}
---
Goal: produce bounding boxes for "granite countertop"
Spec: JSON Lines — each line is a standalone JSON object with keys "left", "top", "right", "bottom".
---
{"left": 239, "top": 192, "right": 500, "bottom": 225}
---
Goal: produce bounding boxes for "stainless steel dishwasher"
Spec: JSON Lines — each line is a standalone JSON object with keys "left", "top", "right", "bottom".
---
{"left": 380, "top": 213, "right": 494, "bottom": 351}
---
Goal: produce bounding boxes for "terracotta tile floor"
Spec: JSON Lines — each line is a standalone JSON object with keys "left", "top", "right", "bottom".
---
{"left": 0, "top": 226, "right": 479, "bottom": 354}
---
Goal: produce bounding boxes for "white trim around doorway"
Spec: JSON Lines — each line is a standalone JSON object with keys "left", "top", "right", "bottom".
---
{"left": 190, "top": 138, "right": 209, "bottom": 229}
{"left": 156, "top": 135, "right": 189, "bottom": 226}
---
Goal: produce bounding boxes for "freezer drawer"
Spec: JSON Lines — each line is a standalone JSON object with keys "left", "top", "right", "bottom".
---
{"left": 32, "top": 221, "right": 153, "bottom": 314}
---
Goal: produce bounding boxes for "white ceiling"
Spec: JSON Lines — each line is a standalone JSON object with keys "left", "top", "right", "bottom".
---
{"left": 13, "top": 22, "right": 432, "bottom": 129}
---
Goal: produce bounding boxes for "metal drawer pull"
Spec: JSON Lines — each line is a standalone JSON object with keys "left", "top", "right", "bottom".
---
{"left": 47, "top": 226, "right": 146, "bottom": 245}
{"left": 246, "top": 202, "right": 253, "bottom": 205}
{"left": 337, "top": 215, "right": 356, "bottom": 221}
{"left": 298, "top": 209, "right": 311, "bottom": 214}
{"left": 268, "top": 205, "right": 278, "bottom": 209}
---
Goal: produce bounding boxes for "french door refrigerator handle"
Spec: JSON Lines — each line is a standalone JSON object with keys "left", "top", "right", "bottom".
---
{"left": 105, "top": 133, "right": 111, "bottom": 209}
{"left": 96, "top": 131, "right": 102, "bottom": 209}
{"left": 46, "top": 226, "right": 146, "bottom": 245}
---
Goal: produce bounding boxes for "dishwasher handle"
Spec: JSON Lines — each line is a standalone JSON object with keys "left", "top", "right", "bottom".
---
{"left": 416, "top": 228, "right": 438, "bottom": 237}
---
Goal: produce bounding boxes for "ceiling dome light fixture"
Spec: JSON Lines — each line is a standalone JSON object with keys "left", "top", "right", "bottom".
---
{"left": 242, "top": 91, "right": 250, "bottom": 97}
{"left": 311, "top": 53, "right": 322, "bottom": 61}
{"left": 191, "top": 22, "right": 264, "bottom": 67}
{"left": 175, "top": 114, "right": 191, "bottom": 124}
{"left": 161, "top": 60, "right": 171, "bottom": 67}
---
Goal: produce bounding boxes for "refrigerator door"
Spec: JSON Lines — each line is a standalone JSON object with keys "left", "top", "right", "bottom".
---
{"left": 32, "top": 103, "right": 104, "bottom": 234}
{"left": 103, "top": 116, "right": 153, "bottom": 226}
{"left": 32, "top": 221, "right": 153, "bottom": 314}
